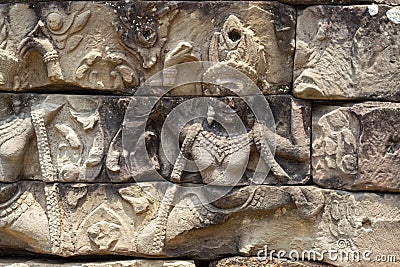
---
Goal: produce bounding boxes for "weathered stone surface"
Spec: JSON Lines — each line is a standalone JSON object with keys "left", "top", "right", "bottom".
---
{"left": 0, "top": 93, "right": 310, "bottom": 186}
{"left": 0, "top": 1, "right": 294, "bottom": 95}
{"left": 0, "top": 259, "right": 195, "bottom": 267}
{"left": 1, "top": 182, "right": 400, "bottom": 266}
{"left": 211, "top": 257, "right": 331, "bottom": 267}
{"left": 294, "top": 5, "right": 400, "bottom": 100}
{"left": 313, "top": 102, "right": 400, "bottom": 192}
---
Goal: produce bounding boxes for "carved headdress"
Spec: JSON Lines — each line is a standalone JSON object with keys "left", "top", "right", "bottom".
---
{"left": 204, "top": 15, "right": 268, "bottom": 95}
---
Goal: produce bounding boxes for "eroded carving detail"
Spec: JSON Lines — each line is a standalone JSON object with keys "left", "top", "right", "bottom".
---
{"left": 0, "top": 95, "right": 34, "bottom": 183}
{"left": 75, "top": 46, "right": 138, "bottom": 91}
{"left": 163, "top": 41, "right": 200, "bottom": 87}
{"left": 56, "top": 97, "right": 104, "bottom": 182}
{"left": 0, "top": 184, "right": 33, "bottom": 228}
{"left": 294, "top": 6, "right": 400, "bottom": 100}
{"left": 209, "top": 15, "right": 268, "bottom": 91}
{"left": 114, "top": 2, "right": 179, "bottom": 69}
{"left": 127, "top": 81, "right": 310, "bottom": 255}
{"left": 312, "top": 108, "right": 357, "bottom": 182}
{"left": 0, "top": 18, "right": 19, "bottom": 89}
{"left": 78, "top": 204, "right": 124, "bottom": 253}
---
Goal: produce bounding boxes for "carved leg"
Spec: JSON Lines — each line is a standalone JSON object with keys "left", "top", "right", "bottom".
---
{"left": 151, "top": 184, "right": 177, "bottom": 254}
{"left": 253, "top": 129, "right": 292, "bottom": 183}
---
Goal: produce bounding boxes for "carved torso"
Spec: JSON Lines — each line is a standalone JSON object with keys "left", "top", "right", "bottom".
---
{"left": 191, "top": 128, "right": 252, "bottom": 186}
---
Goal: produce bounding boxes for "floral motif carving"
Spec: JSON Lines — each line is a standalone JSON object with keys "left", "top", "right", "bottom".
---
{"left": 78, "top": 204, "right": 124, "bottom": 252}
{"left": 44, "top": 3, "right": 91, "bottom": 52}
{"left": 75, "top": 28, "right": 138, "bottom": 91}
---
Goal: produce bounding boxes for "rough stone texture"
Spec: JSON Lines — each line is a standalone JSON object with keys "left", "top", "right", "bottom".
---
{"left": 294, "top": 5, "right": 400, "bottom": 100}
{"left": 313, "top": 102, "right": 400, "bottom": 192}
{"left": 0, "top": 259, "right": 196, "bottom": 267}
{"left": 211, "top": 257, "right": 332, "bottom": 267}
{"left": 2, "top": 182, "right": 400, "bottom": 266}
{"left": 0, "top": 1, "right": 294, "bottom": 95}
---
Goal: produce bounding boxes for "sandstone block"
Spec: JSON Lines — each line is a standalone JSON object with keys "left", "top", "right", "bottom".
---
{"left": 1, "top": 182, "right": 400, "bottom": 266}
{"left": 294, "top": 5, "right": 400, "bottom": 100}
{"left": 0, "top": 1, "right": 294, "bottom": 95}
{"left": 313, "top": 102, "right": 400, "bottom": 192}
{"left": 0, "top": 94, "right": 310, "bottom": 186}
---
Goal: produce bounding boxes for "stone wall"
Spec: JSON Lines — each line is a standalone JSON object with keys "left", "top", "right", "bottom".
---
{"left": 0, "top": 1, "right": 399, "bottom": 267}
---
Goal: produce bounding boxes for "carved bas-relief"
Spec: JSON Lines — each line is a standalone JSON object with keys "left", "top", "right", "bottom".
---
{"left": 0, "top": 5, "right": 65, "bottom": 90}
{"left": 208, "top": 15, "right": 269, "bottom": 92}
{"left": 0, "top": 1, "right": 296, "bottom": 94}
{"left": 124, "top": 94, "right": 311, "bottom": 186}
{"left": 205, "top": 4, "right": 295, "bottom": 95}
{"left": 313, "top": 102, "right": 400, "bottom": 192}
{"left": 31, "top": 95, "right": 133, "bottom": 183}
{"left": 122, "top": 66, "right": 311, "bottom": 257}
{"left": 0, "top": 92, "right": 133, "bottom": 184}
{"left": 18, "top": 20, "right": 64, "bottom": 86}
{"left": 114, "top": 2, "right": 179, "bottom": 70}
{"left": 1, "top": 182, "right": 400, "bottom": 267}
{"left": 164, "top": 96, "right": 311, "bottom": 186}
{"left": 294, "top": 5, "right": 400, "bottom": 100}
{"left": 0, "top": 182, "right": 50, "bottom": 255}
{"left": 0, "top": 2, "right": 141, "bottom": 92}
{"left": 124, "top": 95, "right": 311, "bottom": 257}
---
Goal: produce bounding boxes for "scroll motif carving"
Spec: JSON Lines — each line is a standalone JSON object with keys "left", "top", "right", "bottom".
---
{"left": 75, "top": 49, "right": 138, "bottom": 91}
{"left": 77, "top": 203, "right": 126, "bottom": 253}
{"left": 44, "top": 3, "right": 91, "bottom": 52}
